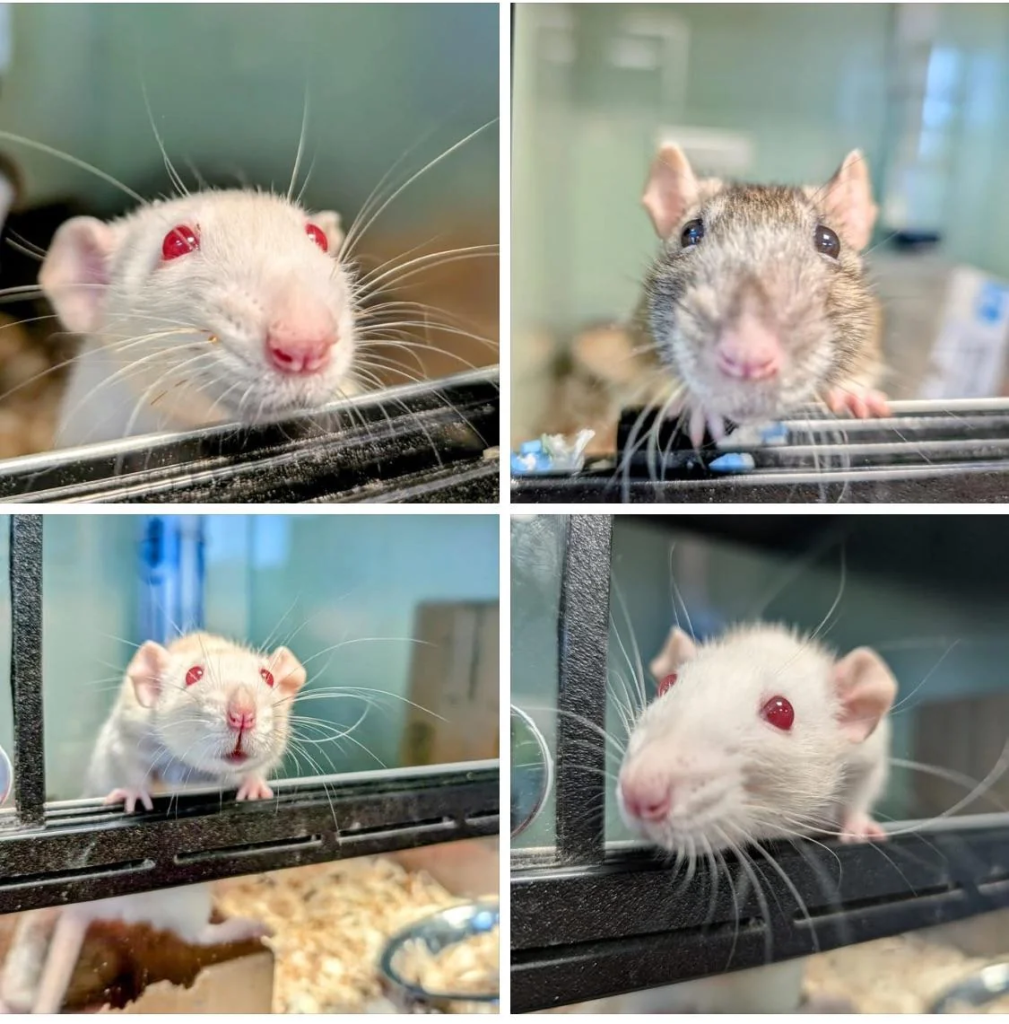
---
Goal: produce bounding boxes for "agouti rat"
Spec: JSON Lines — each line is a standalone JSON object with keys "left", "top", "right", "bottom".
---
{"left": 538, "top": 145, "right": 890, "bottom": 450}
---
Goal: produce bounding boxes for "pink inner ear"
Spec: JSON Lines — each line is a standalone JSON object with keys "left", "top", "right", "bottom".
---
{"left": 39, "top": 217, "right": 115, "bottom": 335}
{"left": 833, "top": 647, "right": 897, "bottom": 743}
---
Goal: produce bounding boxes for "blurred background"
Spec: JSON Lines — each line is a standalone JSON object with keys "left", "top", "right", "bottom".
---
{"left": 0, "top": 3, "right": 499, "bottom": 457}
{"left": 511, "top": 514, "right": 1009, "bottom": 848}
{"left": 512, "top": 3, "right": 1009, "bottom": 444}
{"left": 0, "top": 513, "right": 500, "bottom": 801}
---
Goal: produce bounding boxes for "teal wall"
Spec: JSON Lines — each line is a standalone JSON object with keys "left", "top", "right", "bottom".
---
{"left": 513, "top": 3, "right": 1009, "bottom": 341}
{"left": 0, "top": 4, "right": 499, "bottom": 230}
{"left": 0, "top": 514, "right": 499, "bottom": 803}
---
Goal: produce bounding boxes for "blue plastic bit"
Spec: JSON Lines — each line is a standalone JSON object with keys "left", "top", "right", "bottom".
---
{"left": 709, "top": 452, "right": 756, "bottom": 473}
{"left": 761, "top": 422, "right": 789, "bottom": 444}
{"left": 519, "top": 439, "right": 543, "bottom": 455}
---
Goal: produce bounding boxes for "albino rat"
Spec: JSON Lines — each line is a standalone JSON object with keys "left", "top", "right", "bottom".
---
{"left": 89, "top": 630, "right": 307, "bottom": 810}
{"left": 539, "top": 146, "right": 890, "bottom": 451}
{"left": 600, "top": 622, "right": 896, "bottom": 1014}
{"left": 1, "top": 631, "right": 305, "bottom": 1013}
{"left": 39, "top": 191, "right": 358, "bottom": 447}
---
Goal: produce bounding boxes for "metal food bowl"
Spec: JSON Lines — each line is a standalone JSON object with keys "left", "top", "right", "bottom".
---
{"left": 379, "top": 901, "right": 499, "bottom": 1013}
{"left": 930, "top": 962, "right": 1009, "bottom": 1012}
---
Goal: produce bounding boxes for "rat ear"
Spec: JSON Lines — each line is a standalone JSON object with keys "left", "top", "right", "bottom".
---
{"left": 833, "top": 646, "right": 897, "bottom": 743}
{"left": 642, "top": 144, "right": 699, "bottom": 241}
{"left": 650, "top": 626, "right": 699, "bottom": 681}
{"left": 268, "top": 646, "right": 307, "bottom": 695}
{"left": 312, "top": 210, "right": 344, "bottom": 257}
{"left": 126, "top": 641, "right": 171, "bottom": 710}
{"left": 818, "top": 151, "right": 877, "bottom": 252}
{"left": 38, "top": 216, "right": 118, "bottom": 335}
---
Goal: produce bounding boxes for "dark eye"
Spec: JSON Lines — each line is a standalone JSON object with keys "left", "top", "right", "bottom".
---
{"left": 657, "top": 673, "right": 677, "bottom": 697}
{"left": 305, "top": 224, "right": 328, "bottom": 252}
{"left": 761, "top": 695, "right": 794, "bottom": 731}
{"left": 680, "top": 219, "right": 704, "bottom": 248}
{"left": 185, "top": 665, "right": 204, "bottom": 687}
{"left": 162, "top": 225, "right": 200, "bottom": 261}
{"left": 260, "top": 667, "right": 275, "bottom": 687}
{"left": 814, "top": 224, "right": 840, "bottom": 259}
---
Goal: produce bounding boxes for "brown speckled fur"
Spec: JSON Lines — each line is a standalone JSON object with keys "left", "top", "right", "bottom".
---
{"left": 538, "top": 164, "right": 884, "bottom": 449}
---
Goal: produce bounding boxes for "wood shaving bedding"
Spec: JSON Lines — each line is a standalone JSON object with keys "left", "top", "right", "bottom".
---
{"left": 213, "top": 858, "right": 494, "bottom": 1013}
{"left": 397, "top": 926, "right": 499, "bottom": 996}
{"left": 804, "top": 932, "right": 1009, "bottom": 1013}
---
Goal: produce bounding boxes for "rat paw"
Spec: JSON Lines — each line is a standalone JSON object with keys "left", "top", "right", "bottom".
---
{"left": 840, "top": 813, "right": 887, "bottom": 844}
{"left": 235, "top": 776, "right": 273, "bottom": 801}
{"left": 686, "top": 406, "right": 727, "bottom": 447}
{"left": 824, "top": 385, "right": 891, "bottom": 419}
{"left": 103, "top": 787, "right": 154, "bottom": 813}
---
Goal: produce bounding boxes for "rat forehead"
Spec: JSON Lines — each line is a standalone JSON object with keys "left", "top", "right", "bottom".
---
{"left": 699, "top": 184, "right": 816, "bottom": 232}
{"left": 134, "top": 191, "right": 315, "bottom": 235}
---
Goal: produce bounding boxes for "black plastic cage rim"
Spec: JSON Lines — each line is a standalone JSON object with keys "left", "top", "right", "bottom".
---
{"left": 0, "top": 367, "right": 500, "bottom": 503}
{"left": 509, "top": 513, "right": 1009, "bottom": 1012}
{"left": 4, "top": 367, "right": 497, "bottom": 473}
{"left": 2, "top": 514, "right": 500, "bottom": 911}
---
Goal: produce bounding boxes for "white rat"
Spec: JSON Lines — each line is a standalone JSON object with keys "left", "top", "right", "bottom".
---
{"left": 39, "top": 191, "right": 357, "bottom": 447}
{"left": 0, "top": 631, "right": 306, "bottom": 1013}
{"left": 597, "top": 623, "right": 897, "bottom": 1013}
{"left": 89, "top": 630, "right": 307, "bottom": 810}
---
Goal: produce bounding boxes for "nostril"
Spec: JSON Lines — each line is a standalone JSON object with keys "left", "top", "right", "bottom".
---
{"left": 227, "top": 709, "right": 256, "bottom": 732}
{"left": 621, "top": 780, "right": 672, "bottom": 822}
{"left": 266, "top": 334, "right": 336, "bottom": 375}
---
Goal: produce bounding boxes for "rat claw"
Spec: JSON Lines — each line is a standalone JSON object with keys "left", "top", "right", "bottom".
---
{"left": 825, "top": 385, "right": 891, "bottom": 420}
{"left": 688, "top": 406, "right": 706, "bottom": 448}
{"left": 707, "top": 413, "right": 727, "bottom": 443}
{"left": 104, "top": 787, "right": 153, "bottom": 813}
{"left": 236, "top": 776, "right": 273, "bottom": 801}
{"left": 840, "top": 812, "right": 887, "bottom": 844}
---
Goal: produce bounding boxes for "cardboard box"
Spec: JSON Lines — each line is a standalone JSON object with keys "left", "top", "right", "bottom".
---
{"left": 400, "top": 601, "right": 499, "bottom": 765}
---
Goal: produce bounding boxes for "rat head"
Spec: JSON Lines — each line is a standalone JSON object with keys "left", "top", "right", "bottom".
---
{"left": 642, "top": 146, "right": 878, "bottom": 422}
{"left": 126, "top": 632, "right": 306, "bottom": 775}
{"left": 616, "top": 624, "right": 896, "bottom": 853}
{"left": 39, "top": 191, "right": 356, "bottom": 422}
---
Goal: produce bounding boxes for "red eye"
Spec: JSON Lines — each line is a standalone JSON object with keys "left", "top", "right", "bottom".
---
{"left": 185, "top": 665, "right": 203, "bottom": 687}
{"left": 260, "top": 668, "right": 274, "bottom": 687}
{"left": 657, "top": 673, "right": 677, "bottom": 697}
{"left": 305, "top": 224, "right": 327, "bottom": 252}
{"left": 761, "top": 695, "right": 794, "bottom": 731}
{"left": 162, "top": 225, "right": 199, "bottom": 261}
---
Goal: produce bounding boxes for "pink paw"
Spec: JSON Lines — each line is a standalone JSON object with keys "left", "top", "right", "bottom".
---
{"left": 235, "top": 776, "right": 273, "bottom": 801}
{"left": 840, "top": 813, "right": 887, "bottom": 844}
{"left": 104, "top": 787, "right": 154, "bottom": 813}
{"left": 825, "top": 385, "right": 891, "bottom": 419}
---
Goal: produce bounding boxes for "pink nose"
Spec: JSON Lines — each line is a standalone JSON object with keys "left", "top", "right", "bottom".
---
{"left": 227, "top": 705, "right": 256, "bottom": 732}
{"left": 716, "top": 313, "right": 782, "bottom": 381}
{"left": 620, "top": 777, "right": 672, "bottom": 822}
{"left": 266, "top": 333, "right": 335, "bottom": 375}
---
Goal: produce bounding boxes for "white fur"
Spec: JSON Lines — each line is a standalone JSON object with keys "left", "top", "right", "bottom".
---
{"left": 42, "top": 190, "right": 359, "bottom": 448}
{"left": 88, "top": 632, "right": 302, "bottom": 797}
{"left": 619, "top": 622, "right": 892, "bottom": 853}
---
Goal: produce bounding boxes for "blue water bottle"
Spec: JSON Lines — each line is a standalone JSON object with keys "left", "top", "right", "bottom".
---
{"left": 139, "top": 516, "right": 206, "bottom": 643}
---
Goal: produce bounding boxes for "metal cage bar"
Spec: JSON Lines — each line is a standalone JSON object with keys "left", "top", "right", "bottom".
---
{"left": 8, "top": 514, "right": 44, "bottom": 826}
{"left": 554, "top": 515, "right": 612, "bottom": 864}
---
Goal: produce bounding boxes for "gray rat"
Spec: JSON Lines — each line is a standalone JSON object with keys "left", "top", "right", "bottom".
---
{"left": 537, "top": 146, "right": 890, "bottom": 450}
{"left": 603, "top": 622, "right": 897, "bottom": 1013}
{"left": 39, "top": 190, "right": 357, "bottom": 447}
